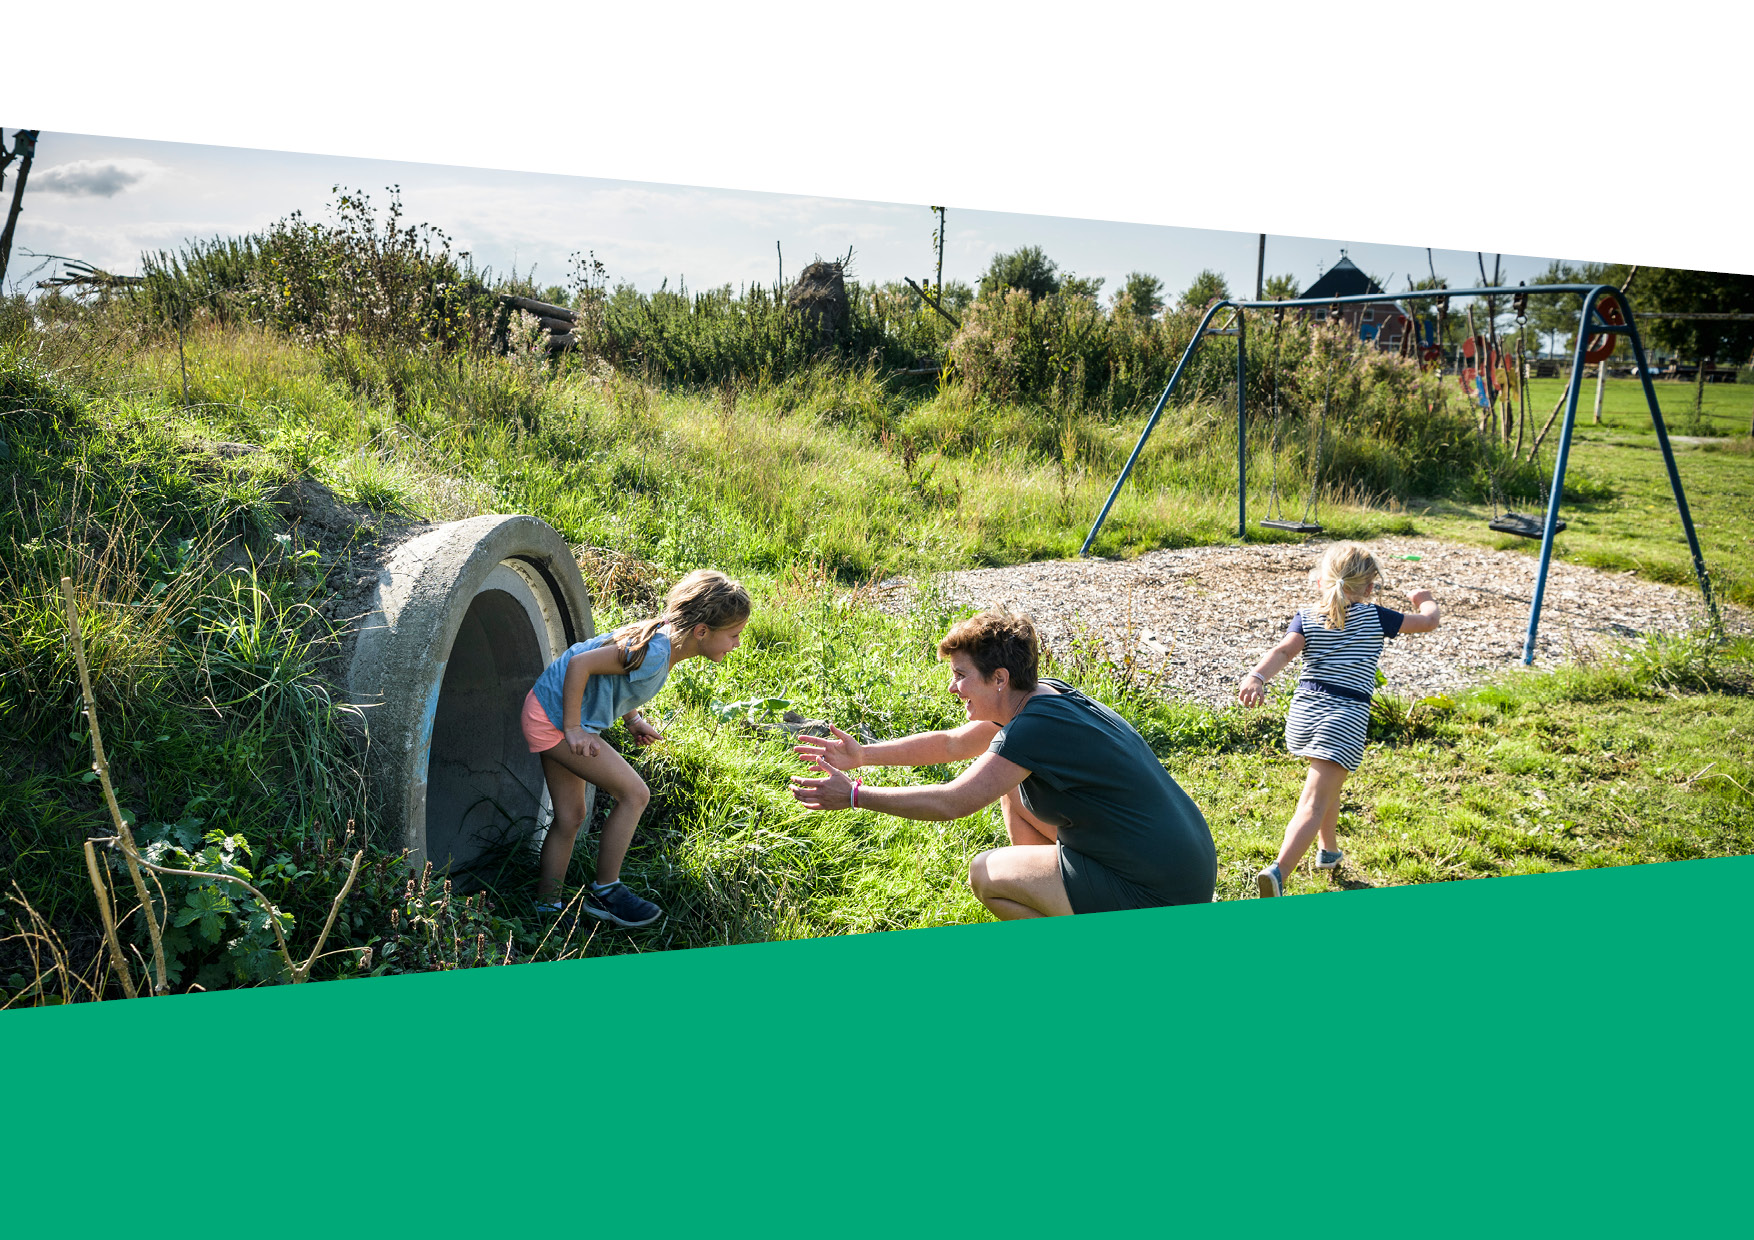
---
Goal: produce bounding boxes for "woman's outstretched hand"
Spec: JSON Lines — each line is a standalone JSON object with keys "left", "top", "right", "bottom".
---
{"left": 794, "top": 723, "right": 864, "bottom": 772}
{"left": 789, "top": 752, "right": 854, "bottom": 812}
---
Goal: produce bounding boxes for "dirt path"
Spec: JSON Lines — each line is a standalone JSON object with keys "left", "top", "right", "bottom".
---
{"left": 879, "top": 536, "right": 1747, "bottom": 708}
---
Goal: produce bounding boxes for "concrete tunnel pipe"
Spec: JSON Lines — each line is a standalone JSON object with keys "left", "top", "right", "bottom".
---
{"left": 346, "top": 515, "right": 596, "bottom": 872}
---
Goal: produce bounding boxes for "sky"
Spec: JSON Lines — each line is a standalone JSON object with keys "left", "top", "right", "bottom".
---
{"left": 6, "top": 129, "right": 1591, "bottom": 307}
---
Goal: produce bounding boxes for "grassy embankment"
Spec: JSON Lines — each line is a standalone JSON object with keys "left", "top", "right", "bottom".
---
{"left": 3, "top": 321, "right": 1750, "bottom": 1001}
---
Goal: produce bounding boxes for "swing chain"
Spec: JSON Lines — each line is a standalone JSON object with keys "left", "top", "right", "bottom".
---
{"left": 1264, "top": 312, "right": 1287, "bottom": 520}
{"left": 1300, "top": 393, "right": 1327, "bottom": 526}
{"left": 1299, "top": 338, "right": 1332, "bottom": 527}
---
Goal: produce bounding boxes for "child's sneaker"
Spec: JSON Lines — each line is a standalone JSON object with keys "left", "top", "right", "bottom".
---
{"left": 583, "top": 881, "right": 663, "bottom": 928}
{"left": 1255, "top": 864, "right": 1283, "bottom": 898}
{"left": 1316, "top": 848, "right": 1344, "bottom": 871}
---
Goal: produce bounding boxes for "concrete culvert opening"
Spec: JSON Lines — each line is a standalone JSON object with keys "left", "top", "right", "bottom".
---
{"left": 346, "top": 515, "right": 596, "bottom": 873}
{"left": 426, "top": 587, "right": 544, "bottom": 869}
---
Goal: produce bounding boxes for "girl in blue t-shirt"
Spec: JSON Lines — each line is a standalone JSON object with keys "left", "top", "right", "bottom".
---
{"left": 1237, "top": 543, "right": 1440, "bottom": 898}
{"left": 522, "top": 569, "right": 750, "bottom": 926}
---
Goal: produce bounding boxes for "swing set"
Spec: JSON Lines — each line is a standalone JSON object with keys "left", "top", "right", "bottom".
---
{"left": 1455, "top": 284, "right": 1586, "bottom": 540}
{"left": 1079, "top": 284, "right": 1721, "bottom": 664}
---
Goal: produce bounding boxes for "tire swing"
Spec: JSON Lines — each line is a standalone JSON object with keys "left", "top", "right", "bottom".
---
{"left": 1487, "top": 288, "right": 1574, "bottom": 539}
{"left": 1259, "top": 302, "right": 1326, "bottom": 535}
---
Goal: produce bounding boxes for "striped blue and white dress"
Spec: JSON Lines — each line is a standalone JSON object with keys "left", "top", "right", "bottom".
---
{"left": 1282, "top": 602, "right": 1405, "bottom": 772}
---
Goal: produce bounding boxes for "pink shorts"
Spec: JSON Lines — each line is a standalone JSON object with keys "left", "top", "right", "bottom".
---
{"left": 521, "top": 689, "right": 566, "bottom": 754}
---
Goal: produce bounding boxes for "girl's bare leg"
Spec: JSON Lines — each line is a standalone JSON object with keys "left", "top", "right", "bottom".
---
{"left": 1275, "top": 758, "right": 1348, "bottom": 877}
{"left": 968, "top": 844, "right": 1073, "bottom": 919}
{"left": 536, "top": 742, "right": 651, "bottom": 900}
{"left": 536, "top": 756, "right": 591, "bottom": 902}
{"left": 1317, "top": 782, "right": 1343, "bottom": 856}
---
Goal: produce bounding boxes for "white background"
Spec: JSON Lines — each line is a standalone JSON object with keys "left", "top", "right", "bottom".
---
{"left": 5, "top": 1, "right": 1750, "bottom": 275}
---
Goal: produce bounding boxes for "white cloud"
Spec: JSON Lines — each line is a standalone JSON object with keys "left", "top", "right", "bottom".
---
{"left": 33, "top": 158, "right": 161, "bottom": 198}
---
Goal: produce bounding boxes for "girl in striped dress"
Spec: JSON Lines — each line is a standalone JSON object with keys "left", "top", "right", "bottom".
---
{"left": 1237, "top": 543, "right": 1440, "bottom": 897}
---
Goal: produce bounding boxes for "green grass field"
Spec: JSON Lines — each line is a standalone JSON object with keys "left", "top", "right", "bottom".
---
{"left": 1524, "top": 373, "right": 1751, "bottom": 439}
{"left": 3, "top": 316, "right": 1750, "bottom": 1001}
{"left": 1416, "top": 376, "right": 1753, "bottom": 605}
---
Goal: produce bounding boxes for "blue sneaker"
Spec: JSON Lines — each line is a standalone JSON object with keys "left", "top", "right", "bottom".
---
{"left": 1255, "top": 864, "right": 1284, "bottom": 898}
{"left": 1316, "top": 848, "right": 1344, "bottom": 872}
{"left": 584, "top": 881, "right": 663, "bottom": 929}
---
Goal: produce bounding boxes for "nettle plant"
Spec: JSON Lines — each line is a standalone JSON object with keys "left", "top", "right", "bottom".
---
{"left": 135, "top": 814, "right": 302, "bottom": 988}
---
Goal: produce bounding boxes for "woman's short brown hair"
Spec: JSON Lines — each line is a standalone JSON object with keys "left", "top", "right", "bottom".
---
{"left": 937, "top": 610, "right": 1040, "bottom": 691}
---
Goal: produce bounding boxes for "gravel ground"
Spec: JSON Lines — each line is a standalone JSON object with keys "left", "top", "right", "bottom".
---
{"left": 877, "top": 536, "right": 1749, "bottom": 709}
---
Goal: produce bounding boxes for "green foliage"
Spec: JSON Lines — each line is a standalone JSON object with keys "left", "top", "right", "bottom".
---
{"left": 947, "top": 286, "right": 1109, "bottom": 407}
{"left": 135, "top": 187, "right": 501, "bottom": 356}
{"left": 0, "top": 335, "right": 84, "bottom": 429}
{"left": 1061, "top": 273, "right": 1105, "bottom": 302}
{"left": 947, "top": 297, "right": 1487, "bottom": 504}
{"left": 134, "top": 236, "right": 265, "bottom": 328}
{"left": 1622, "top": 630, "right": 1753, "bottom": 695}
{"left": 1637, "top": 267, "right": 1754, "bottom": 365}
{"left": 0, "top": 343, "right": 369, "bottom": 944}
{"left": 372, "top": 861, "right": 517, "bottom": 974}
{"left": 926, "top": 279, "right": 975, "bottom": 316}
{"left": 1177, "top": 268, "right": 1230, "bottom": 312}
{"left": 1112, "top": 272, "right": 1165, "bottom": 320}
{"left": 138, "top": 818, "right": 296, "bottom": 987}
{"left": 1262, "top": 272, "right": 1301, "bottom": 301}
{"left": 1528, "top": 260, "right": 1632, "bottom": 358}
{"left": 977, "top": 245, "right": 1061, "bottom": 301}
{"left": 581, "top": 278, "right": 925, "bottom": 387}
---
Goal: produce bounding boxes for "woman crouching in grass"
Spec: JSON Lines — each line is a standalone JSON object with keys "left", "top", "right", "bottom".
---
{"left": 789, "top": 610, "right": 1216, "bottom": 918}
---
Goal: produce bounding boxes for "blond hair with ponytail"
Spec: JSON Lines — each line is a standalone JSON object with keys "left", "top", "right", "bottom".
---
{"left": 1309, "top": 542, "right": 1382, "bottom": 631}
{"left": 616, "top": 569, "right": 751, "bottom": 671}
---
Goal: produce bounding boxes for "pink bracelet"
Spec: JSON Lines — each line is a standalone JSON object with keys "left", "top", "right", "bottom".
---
{"left": 850, "top": 778, "right": 862, "bottom": 810}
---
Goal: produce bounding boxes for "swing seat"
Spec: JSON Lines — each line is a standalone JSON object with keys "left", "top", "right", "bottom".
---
{"left": 1488, "top": 512, "right": 1566, "bottom": 539}
{"left": 1260, "top": 519, "right": 1324, "bottom": 534}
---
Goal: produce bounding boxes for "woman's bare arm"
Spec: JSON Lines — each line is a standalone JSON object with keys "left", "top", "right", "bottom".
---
{"left": 790, "top": 749, "right": 1027, "bottom": 820}
{"left": 796, "top": 719, "right": 999, "bottom": 771}
{"left": 860, "top": 720, "right": 1000, "bottom": 766}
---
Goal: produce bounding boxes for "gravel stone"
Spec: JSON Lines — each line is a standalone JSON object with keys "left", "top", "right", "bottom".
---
{"left": 877, "top": 537, "right": 1748, "bottom": 709}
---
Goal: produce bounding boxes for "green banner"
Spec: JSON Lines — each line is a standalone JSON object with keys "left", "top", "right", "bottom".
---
{"left": 9, "top": 857, "right": 1748, "bottom": 1236}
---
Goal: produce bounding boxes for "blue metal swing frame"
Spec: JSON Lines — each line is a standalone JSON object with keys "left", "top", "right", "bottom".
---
{"left": 1079, "top": 284, "right": 1722, "bottom": 665}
